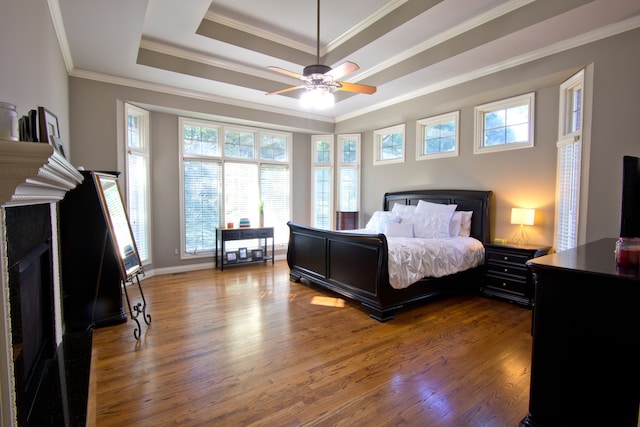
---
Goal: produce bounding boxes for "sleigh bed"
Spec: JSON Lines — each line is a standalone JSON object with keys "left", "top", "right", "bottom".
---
{"left": 286, "top": 189, "right": 492, "bottom": 321}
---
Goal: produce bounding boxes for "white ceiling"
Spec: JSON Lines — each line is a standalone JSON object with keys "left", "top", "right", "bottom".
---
{"left": 54, "top": 0, "right": 640, "bottom": 124}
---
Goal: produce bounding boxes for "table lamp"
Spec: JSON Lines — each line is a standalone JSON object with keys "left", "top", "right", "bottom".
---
{"left": 511, "top": 207, "right": 535, "bottom": 245}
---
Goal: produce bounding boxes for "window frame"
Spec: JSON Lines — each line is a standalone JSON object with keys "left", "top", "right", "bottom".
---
{"left": 373, "top": 124, "right": 405, "bottom": 165}
{"left": 554, "top": 70, "right": 585, "bottom": 252}
{"left": 311, "top": 135, "right": 334, "bottom": 229}
{"left": 124, "top": 103, "right": 151, "bottom": 265}
{"left": 336, "top": 134, "right": 361, "bottom": 215}
{"left": 474, "top": 93, "right": 535, "bottom": 154}
{"left": 416, "top": 111, "right": 460, "bottom": 161}
{"left": 179, "top": 117, "right": 292, "bottom": 259}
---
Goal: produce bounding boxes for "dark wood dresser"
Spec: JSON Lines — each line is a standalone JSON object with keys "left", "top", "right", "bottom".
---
{"left": 520, "top": 238, "right": 640, "bottom": 427}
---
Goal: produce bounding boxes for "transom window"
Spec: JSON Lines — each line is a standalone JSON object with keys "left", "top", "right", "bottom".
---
{"left": 416, "top": 111, "right": 459, "bottom": 160}
{"left": 179, "top": 118, "right": 291, "bottom": 257}
{"left": 374, "top": 124, "right": 405, "bottom": 165}
{"left": 474, "top": 93, "right": 535, "bottom": 154}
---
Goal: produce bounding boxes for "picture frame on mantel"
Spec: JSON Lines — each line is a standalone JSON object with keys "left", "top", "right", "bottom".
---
{"left": 50, "top": 135, "right": 67, "bottom": 159}
{"left": 38, "top": 106, "right": 59, "bottom": 144}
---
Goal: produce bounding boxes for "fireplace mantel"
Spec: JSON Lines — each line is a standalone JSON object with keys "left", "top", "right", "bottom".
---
{"left": 0, "top": 138, "right": 83, "bottom": 206}
{"left": 1, "top": 138, "right": 83, "bottom": 425}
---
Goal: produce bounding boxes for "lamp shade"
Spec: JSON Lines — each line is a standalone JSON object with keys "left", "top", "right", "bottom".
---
{"left": 511, "top": 208, "right": 535, "bottom": 226}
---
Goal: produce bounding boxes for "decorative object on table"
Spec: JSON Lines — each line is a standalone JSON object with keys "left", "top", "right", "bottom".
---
{"left": 259, "top": 200, "right": 264, "bottom": 227}
{"left": 38, "top": 106, "right": 60, "bottom": 144}
{"left": 251, "top": 249, "right": 263, "bottom": 260}
{"left": 510, "top": 207, "right": 535, "bottom": 245}
{"left": 226, "top": 222, "right": 234, "bottom": 228}
{"left": 239, "top": 217, "right": 251, "bottom": 228}
{"left": 238, "top": 247, "right": 248, "bottom": 260}
{"left": 0, "top": 102, "right": 19, "bottom": 141}
{"left": 615, "top": 237, "right": 640, "bottom": 268}
{"left": 225, "top": 251, "right": 238, "bottom": 263}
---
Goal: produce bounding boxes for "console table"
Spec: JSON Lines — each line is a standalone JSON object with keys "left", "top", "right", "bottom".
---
{"left": 520, "top": 238, "right": 640, "bottom": 427}
{"left": 215, "top": 227, "right": 274, "bottom": 271}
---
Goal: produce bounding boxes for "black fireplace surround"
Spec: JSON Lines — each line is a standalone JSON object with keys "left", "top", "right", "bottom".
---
{"left": 6, "top": 204, "right": 91, "bottom": 426}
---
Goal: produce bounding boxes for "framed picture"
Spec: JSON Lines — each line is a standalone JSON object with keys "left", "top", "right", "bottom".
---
{"left": 225, "top": 251, "right": 238, "bottom": 263}
{"left": 50, "top": 135, "right": 67, "bottom": 159}
{"left": 38, "top": 106, "right": 59, "bottom": 144}
{"left": 238, "top": 247, "right": 248, "bottom": 259}
{"left": 251, "top": 249, "right": 263, "bottom": 260}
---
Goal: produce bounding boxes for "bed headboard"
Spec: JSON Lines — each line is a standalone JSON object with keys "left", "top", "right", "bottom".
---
{"left": 383, "top": 189, "right": 492, "bottom": 243}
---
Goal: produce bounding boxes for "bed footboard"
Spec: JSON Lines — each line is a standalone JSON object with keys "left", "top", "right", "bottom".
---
{"left": 286, "top": 222, "right": 397, "bottom": 319}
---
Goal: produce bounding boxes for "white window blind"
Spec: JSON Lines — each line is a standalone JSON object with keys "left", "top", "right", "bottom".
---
{"left": 260, "top": 164, "right": 290, "bottom": 246}
{"left": 313, "top": 167, "right": 332, "bottom": 229}
{"left": 180, "top": 118, "right": 291, "bottom": 258}
{"left": 311, "top": 135, "right": 334, "bottom": 229}
{"left": 183, "top": 159, "right": 221, "bottom": 255}
{"left": 555, "top": 137, "right": 581, "bottom": 251}
{"left": 554, "top": 70, "right": 584, "bottom": 252}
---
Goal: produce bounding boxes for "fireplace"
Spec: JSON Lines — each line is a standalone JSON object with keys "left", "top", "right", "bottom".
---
{"left": 0, "top": 139, "right": 83, "bottom": 426}
{"left": 6, "top": 204, "right": 56, "bottom": 424}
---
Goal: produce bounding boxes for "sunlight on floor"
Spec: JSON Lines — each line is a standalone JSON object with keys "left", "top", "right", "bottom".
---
{"left": 310, "top": 296, "right": 346, "bottom": 308}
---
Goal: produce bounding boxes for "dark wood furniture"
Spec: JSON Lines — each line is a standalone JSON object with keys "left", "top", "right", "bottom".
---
{"left": 287, "top": 189, "right": 492, "bottom": 321}
{"left": 59, "top": 170, "right": 127, "bottom": 332}
{"left": 335, "top": 211, "right": 359, "bottom": 230}
{"left": 481, "top": 243, "right": 550, "bottom": 307}
{"left": 215, "top": 226, "right": 274, "bottom": 271}
{"left": 520, "top": 238, "right": 640, "bottom": 427}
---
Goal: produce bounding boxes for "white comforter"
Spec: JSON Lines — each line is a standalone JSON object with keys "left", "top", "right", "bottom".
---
{"left": 385, "top": 236, "right": 485, "bottom": 289}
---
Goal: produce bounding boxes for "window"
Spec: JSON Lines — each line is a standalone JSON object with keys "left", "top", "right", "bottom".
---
{"left": 180, "top": 118, "right": 291, "bottom": 257}
{"left": 474, "top": 93, "right": 535, "bottom": 154}
{"left": 554, "top": 70, "right": 584, "bottom": 251}
{"left": 337, "top": 134, "right": 361, "bottom": 213}
{"left": 125, "top": 103, "right": 151, "bottom": 264}
{"left": 374, "top": 124, "right": 405, "bottom": 165}
{"left": 416, "top": 111, "right": 459, "bottom": 160}
{"left": 311, "top": 135, "right": 334, "bottom": 229}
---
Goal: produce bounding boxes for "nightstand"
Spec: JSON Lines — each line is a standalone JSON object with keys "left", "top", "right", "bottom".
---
{"left": 481, "top": 242, "right": 551, "bottom": 307}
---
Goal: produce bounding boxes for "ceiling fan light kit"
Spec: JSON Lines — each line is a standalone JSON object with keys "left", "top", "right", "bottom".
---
{"left": 300, "top": 87, "right": 335, "bottom": 109}
{"left": 266, "top": 0, "right": 376, "bottom": 109}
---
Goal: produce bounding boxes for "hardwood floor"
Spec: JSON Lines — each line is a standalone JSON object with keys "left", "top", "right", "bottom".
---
{"left": 89, "top": 260, "right": 533, "bottom": 426}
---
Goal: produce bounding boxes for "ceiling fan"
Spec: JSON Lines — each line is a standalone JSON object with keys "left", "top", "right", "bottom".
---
{"left": 266, "top": 0, "right": 377, "bottom": 102}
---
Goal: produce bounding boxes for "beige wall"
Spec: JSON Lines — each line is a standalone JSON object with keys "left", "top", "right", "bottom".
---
{"left": 0, "top": 0, "right": 69, "bottom": 149}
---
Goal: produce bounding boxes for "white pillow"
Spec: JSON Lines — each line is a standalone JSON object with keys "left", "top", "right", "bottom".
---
{"left": 412, "top": 211, "right": 453, "bottom": 239}
{"left": 415, "top": 200, "right": 458, "bottom": 215}
{"left": 391, "top": 203, "right": 417, "bottom": 214}
{"left": 449, "top": 212, "right": 462, "bottom": 237}
{"left": 365, "top": 211, "right": 400, "bottom": 233}
{"left": 458, "top": 211, "right": 473, "bottom": 237}
{"left": 384, "top": 221, "right": 414, "bottom": 237}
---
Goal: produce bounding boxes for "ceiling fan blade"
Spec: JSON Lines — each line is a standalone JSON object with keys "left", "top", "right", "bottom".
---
{"left": 266, "top": 85, "right": 304, "bottom": 95}
{"left": 325, "top": 61, "right": 359, "bottom": 80}
{"left": 267, "top": 66, "right": 303, "bottom": 80}
{"left": 336, "top": 81, "right": 377, "bottom": 95}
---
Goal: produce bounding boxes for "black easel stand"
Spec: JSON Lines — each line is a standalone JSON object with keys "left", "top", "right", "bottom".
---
{"left": 121, "top": 271, "right": 151, "bottom": 339}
